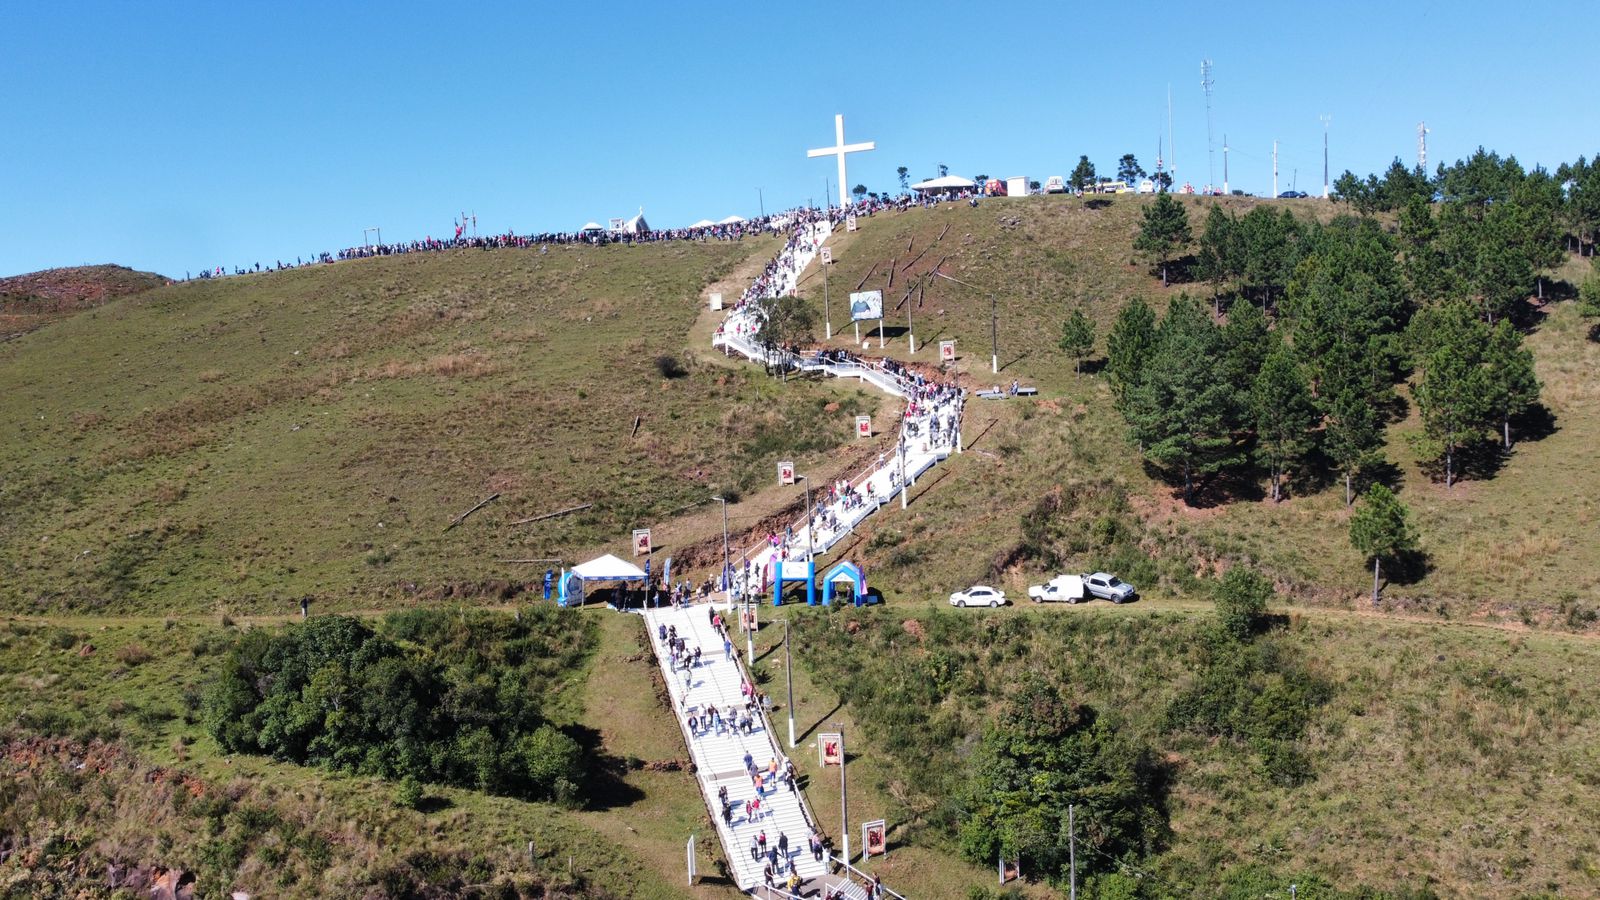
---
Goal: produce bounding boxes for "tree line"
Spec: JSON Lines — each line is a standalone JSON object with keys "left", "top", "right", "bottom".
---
{"left": 203, "top": 608, "right": 595, "bottom": 807}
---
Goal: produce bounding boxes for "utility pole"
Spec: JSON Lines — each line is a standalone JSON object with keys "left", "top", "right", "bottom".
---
{"left": 1320, "top": 114, "right": 1332, "bottom": 198}
{"left": 1273, "top": 140, "right": 1279, "bottom": 199}
{"left": 784, "top": 619, "right": 795, "bottom": 748}
{"left": 1223, "top": 134, "right": 1230, "bottom": 195}
{"left": 1069, "top": 803, "right": 1077, "bottom": 900}
{"left": 899, "top": 434, "right": 908, "bottom": 510}
{"left": 758, "top": 187, "right": 765, "bottom": 219}
{"left": 906, "top": 276, "right": 915, "bottom": 353}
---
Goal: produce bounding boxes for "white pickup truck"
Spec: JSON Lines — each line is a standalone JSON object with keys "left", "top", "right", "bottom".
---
{"left": 1028, "top": 574, "right": 1085, "bottom": 603}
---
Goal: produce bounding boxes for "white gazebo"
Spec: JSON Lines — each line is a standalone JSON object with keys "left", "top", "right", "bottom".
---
{"left": 688, "top": 219, "right": 718, "bottom": 229}
{"left": 580, "top": 221, "right": 605, "bottom": 233}
{"left": 717, "top": 215, "right": 747, "bottom": 225}
{"left": 910, "top": 175, "right": 977, "bottom": 198}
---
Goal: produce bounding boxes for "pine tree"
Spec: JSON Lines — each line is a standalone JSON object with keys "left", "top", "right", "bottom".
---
{"left": 1195, "top": 205, "right": 1238, "bottom": 313}
{"left": 1350, "top": 484, "right": 1418, "bottom": 606}
{"left": 1250, "top": 345, "right": 1316, "bottom": 502}
{"left": 1410, "top": 302, "right": 1493, "bottom": 487}
{"left": 1322, "top": 382, "right": 1385, "bottom": 506}
{"left": 1134, "top": 193, "right": 1193, "bottom": 287}
{"left": 1105, "top": 297, "right": 1157, "bottom": 401}
{"left": 1484, "top": 320, "right": 1540, "bottom": 449}
{"left": 1123, "top": 297, "right": 1245, "bottom": 504}
{"left": 1218, "top": 301, "right": 1271, "bottom": 390}
{"left": 1070, "top": 156, "right": 1097, "bottom": 191}
{"left": 1059, "top": 308, "right": 1096, "bottom": 376}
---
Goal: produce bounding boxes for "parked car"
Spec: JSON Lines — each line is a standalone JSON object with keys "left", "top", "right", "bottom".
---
{"left": 1044, "top": 176, "right": 1068, "bottom": 194}
{"left": 1278, "top": 190, "right": 1307, "bottom": 199}
{"left": 1081, "top": 572, "right": 1136, "bottom": 603}
{"left": 949, "top": 585, "right": 1007, "bottom": 608}
{"left": 1028, "top": 574, "right": 1086, "bottom": 603}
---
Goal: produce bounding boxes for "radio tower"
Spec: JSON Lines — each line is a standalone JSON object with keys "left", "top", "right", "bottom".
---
{"left": 1201, "top": 60, "right": 1216, "bottom": 193}
{"left": 1320, "top": 115, "right": 1331, "bottom": 199}
{"left": 1417, "top": 122, "right": 1429, "bottom": 171}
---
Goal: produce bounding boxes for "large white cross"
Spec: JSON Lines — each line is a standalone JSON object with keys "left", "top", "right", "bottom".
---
{"left": 807, "top": 114, "right": 875, "bottom": 210}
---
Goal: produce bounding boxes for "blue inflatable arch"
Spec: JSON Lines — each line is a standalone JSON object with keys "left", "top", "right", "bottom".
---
{"left": 822, "top": 561, "right": 867, "bottom": 606}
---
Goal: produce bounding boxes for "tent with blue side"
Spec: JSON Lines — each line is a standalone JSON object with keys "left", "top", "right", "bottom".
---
{"left": 822, "top": 561, "right": 869, "bottom": 606}
{"left": 560, "top": 553, "right": 646, "bottom": 608}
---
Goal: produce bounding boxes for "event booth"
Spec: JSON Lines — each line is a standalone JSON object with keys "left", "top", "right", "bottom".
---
{"left": 771, "top": 558, "right": 817, "bottom": 606}
{"left": 909, "top": 175, "right": 977, "bottom": 198}
{"left": 559, "top": 553, "right": 646, "bottom": 608}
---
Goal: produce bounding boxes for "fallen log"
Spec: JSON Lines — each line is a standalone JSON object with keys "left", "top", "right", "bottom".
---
{"left": 511, "top": 503, "right": 593, "bottom": 526}
{"left": 854, "top": 262, "right": 878, "bottom": 291}
{"left": 444, "top": 493, "right": 500, "bottom": 532}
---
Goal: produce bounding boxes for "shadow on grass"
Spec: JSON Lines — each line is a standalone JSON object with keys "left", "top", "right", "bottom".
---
{"left": 567, "top": 724, "right": 647, "bottom": 812}
{"left": 800, "top": 700, "right": 843, "bottom": 746}
{"left": 1510, "top": 402, "right": 1559, "bottom": 443}
{"left": 1385, "top": 547, "right": 1431, "bottom": 587}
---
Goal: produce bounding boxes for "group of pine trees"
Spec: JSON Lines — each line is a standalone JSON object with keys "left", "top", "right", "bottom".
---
{"left": 1108, "top": 147, "right": 1583, "bottom": 509}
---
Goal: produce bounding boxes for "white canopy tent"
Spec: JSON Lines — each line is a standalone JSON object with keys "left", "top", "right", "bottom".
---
{"left": 580, "top": 222, "right": 605, "bottom": 232}
{"left": 910, "top": 175, "right": 977, "bottom": 197}
{"left": 688, "top": 219, "right": 718, "bottom": 229}
{"left": 559, "top": 553, "right": 647, "bottom": 607}
{"left": 717, "top": 215, "right": 747, "bottom": 225}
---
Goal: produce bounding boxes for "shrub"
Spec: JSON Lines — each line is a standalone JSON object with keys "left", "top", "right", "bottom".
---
{"left": 395, "top": 775, "right": 424, "bottom": 810}
{"left": 114, "top": 642, "right": 153, "bottom": 666}
{"left": 1213, "top": 567, "right": 1272, "bottom": 641}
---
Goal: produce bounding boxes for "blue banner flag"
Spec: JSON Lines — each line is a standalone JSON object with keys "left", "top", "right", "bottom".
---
{"left": 543, "top": 569, "right": 553, "bottom": 600}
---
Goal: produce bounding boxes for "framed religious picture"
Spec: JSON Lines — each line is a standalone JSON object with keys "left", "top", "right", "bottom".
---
{"left": 709, "top": 292, "right": 723, "bottom": 310}
{"left": 819, "top": 246, "right": 832, "bottom": 264}
{"left": 863, "top": 820, "right": 887, "bottom": 858}
{"left": 856, "top": 415, "right": 872, "bottom": 439}
{"left": 845, "top": 213, "right": 858, "bottom": 232}
{"left": 778, "top": 461, "right": 795, "bottom": 485}
{"left": 632, "top": 529, "right": 652, "bottom": 557}
{"left": 940, "top": 339, "right": 957, "bottom": 363}
{"left": 819, "top": 733, "right": 842, "bottom": 766}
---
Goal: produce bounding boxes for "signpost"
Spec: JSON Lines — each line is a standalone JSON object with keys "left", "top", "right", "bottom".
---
{"left": 941, "top": 339, "right": 956, "bottom": 364}
{"left": 709, "top": 291, "right": 723, "bottom": 311}
{"left": 846, "top": 213, "right": 858, "bottom": 232}
{"left": 849, "top": 290, "right": 884, "bottom": 349}
{"left": 856, "top": 415, "right": 872, "bottom": 439}
{"left": 863, "top": 820, "right": 887, "bottom": 860}
{"left": 686, "top": 835, "right": 696, "bottom": 885}
{"left": 632, "top": 529, "right": 652, "bottom": 557}
{"left": 778, "top": 461, "right": 795, "bottom": 485}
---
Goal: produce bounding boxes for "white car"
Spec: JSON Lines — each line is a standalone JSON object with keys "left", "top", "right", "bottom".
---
{"left": 949, "top": 585, "right": 1007, "bottom": 608}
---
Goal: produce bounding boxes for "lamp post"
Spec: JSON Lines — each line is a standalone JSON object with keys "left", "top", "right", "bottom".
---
{"left": 832, "top": 722, "right": 850, "bottom": 866}
{"left": 932, "top": 271, "right": 1000, "bottom": 374}
{"left": 796, "top": 474, "right": 813, "bottom": 562}
{"left": 899, "top": 433, "right": 908, "bottom": 510}
{"left": 785, "top": 618, "right": 796, "bottom": 748}
{"left": 712, "top": 496, "right": 730, "bottom": 595}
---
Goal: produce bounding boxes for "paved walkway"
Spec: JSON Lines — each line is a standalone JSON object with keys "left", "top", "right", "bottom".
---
{"left": 642, "top": 603, "right": 826, "bottom": 892}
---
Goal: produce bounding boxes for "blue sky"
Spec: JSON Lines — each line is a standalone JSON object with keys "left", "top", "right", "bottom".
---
{"left": 3, "top": 0, "right": 1594, "bottom": 278}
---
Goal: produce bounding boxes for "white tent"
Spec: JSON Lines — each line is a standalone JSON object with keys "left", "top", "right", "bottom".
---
{"left": 571, "top": 554, "right": 646, "bottom": 580}
{"left": 580, "top": 222, "right": 605, "bottom": 232}
{"left": 910, "top": 175, "right": 977, "bottom": 195}
{"left": 717, "top": 215, "right": 747, "bottom": 225}
{"left": 688, "top": 219, "right": 717, "bottom": 229}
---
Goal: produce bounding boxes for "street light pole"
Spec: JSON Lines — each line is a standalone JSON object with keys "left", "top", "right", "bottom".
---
{"left": 712, "top": 496, "right": 730, "bottom": 594}
{"left": 797, "top": 474, "right": 813, "bottom": 562}
{"left": 823, "top": 256, "right": 832, "bottom": 340}
{"left": 833, "top": 722, "right": 850, "bottom": 866}
{"left": 990, "top": 293, "right": 998, "bottom": 374}
{"left": 785, "top": 619, "right": 795, "bottom": 748}
{"left": 899, "top": 434, "right": 908, "bottom": 510}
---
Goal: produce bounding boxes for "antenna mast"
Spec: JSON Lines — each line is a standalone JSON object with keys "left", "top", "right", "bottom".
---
{"left": 1167, "top": 85, "right": 1175, "bottom": 186}
{"left": 1321, "top": 115, "right": 1331, "bottom": 198}
{"left": 1223, "top": 134, "right": 1229, "bottom": 195}
{"left": 1273, "top": 140, "right": 1279, "bottom": 199}
{"left": 1417, "top": 121, "right": 1429, "bottom": 170}
{"left": 1201, "top": 60, "right": 1216, "bottom": 193}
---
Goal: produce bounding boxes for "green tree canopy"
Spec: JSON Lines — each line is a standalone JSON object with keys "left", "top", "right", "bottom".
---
{"left": 1059, "top": 307, "right": 1096, "bottom": 376}
{"left": 1105, "top": 296, "right": 1157, "bottom": 400}
{"left": 1070, "top": 155, "right": 1097, "bottom": 191}
{"left": 1484, "top": 320, "right": 1540, "bottom": 449}
{"left": 1123, "top": 296, "right": 1245, "bottom": 504}
{"left": 1250, "top": 345, "right": 1317, "bottom": 502}
{"left": 1349, "top": 483, "right": 1418, "bottom": 605}
{"left": 1409, "top": 302, "right": 1495, "bottom": 487}
{"left": 1117, "top": 153, "right": 1147, "bottom": 183}
{"left": 1134, "top": 192, "right": 1193, "bottom": 286}
{"left": 1213, "top": 566, "right": 1274, "bottom": 641}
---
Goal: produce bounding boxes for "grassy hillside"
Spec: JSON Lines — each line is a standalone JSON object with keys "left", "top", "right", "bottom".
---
{"left": 0, "top": 241, "right": 888, "bottom": 614}
{"left": 786, "top": 195, "right": 1600, "bottom": 628}
{"left": 0, "top": 264, "right": 168, "bottom": 339}
{"left": 754, "top": 602, "right": 1600, "bottom": 898}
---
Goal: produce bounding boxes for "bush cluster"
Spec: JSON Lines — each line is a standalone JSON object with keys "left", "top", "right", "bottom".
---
{"left": 203, "top": 608, "right": 593, "bottom": 805}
